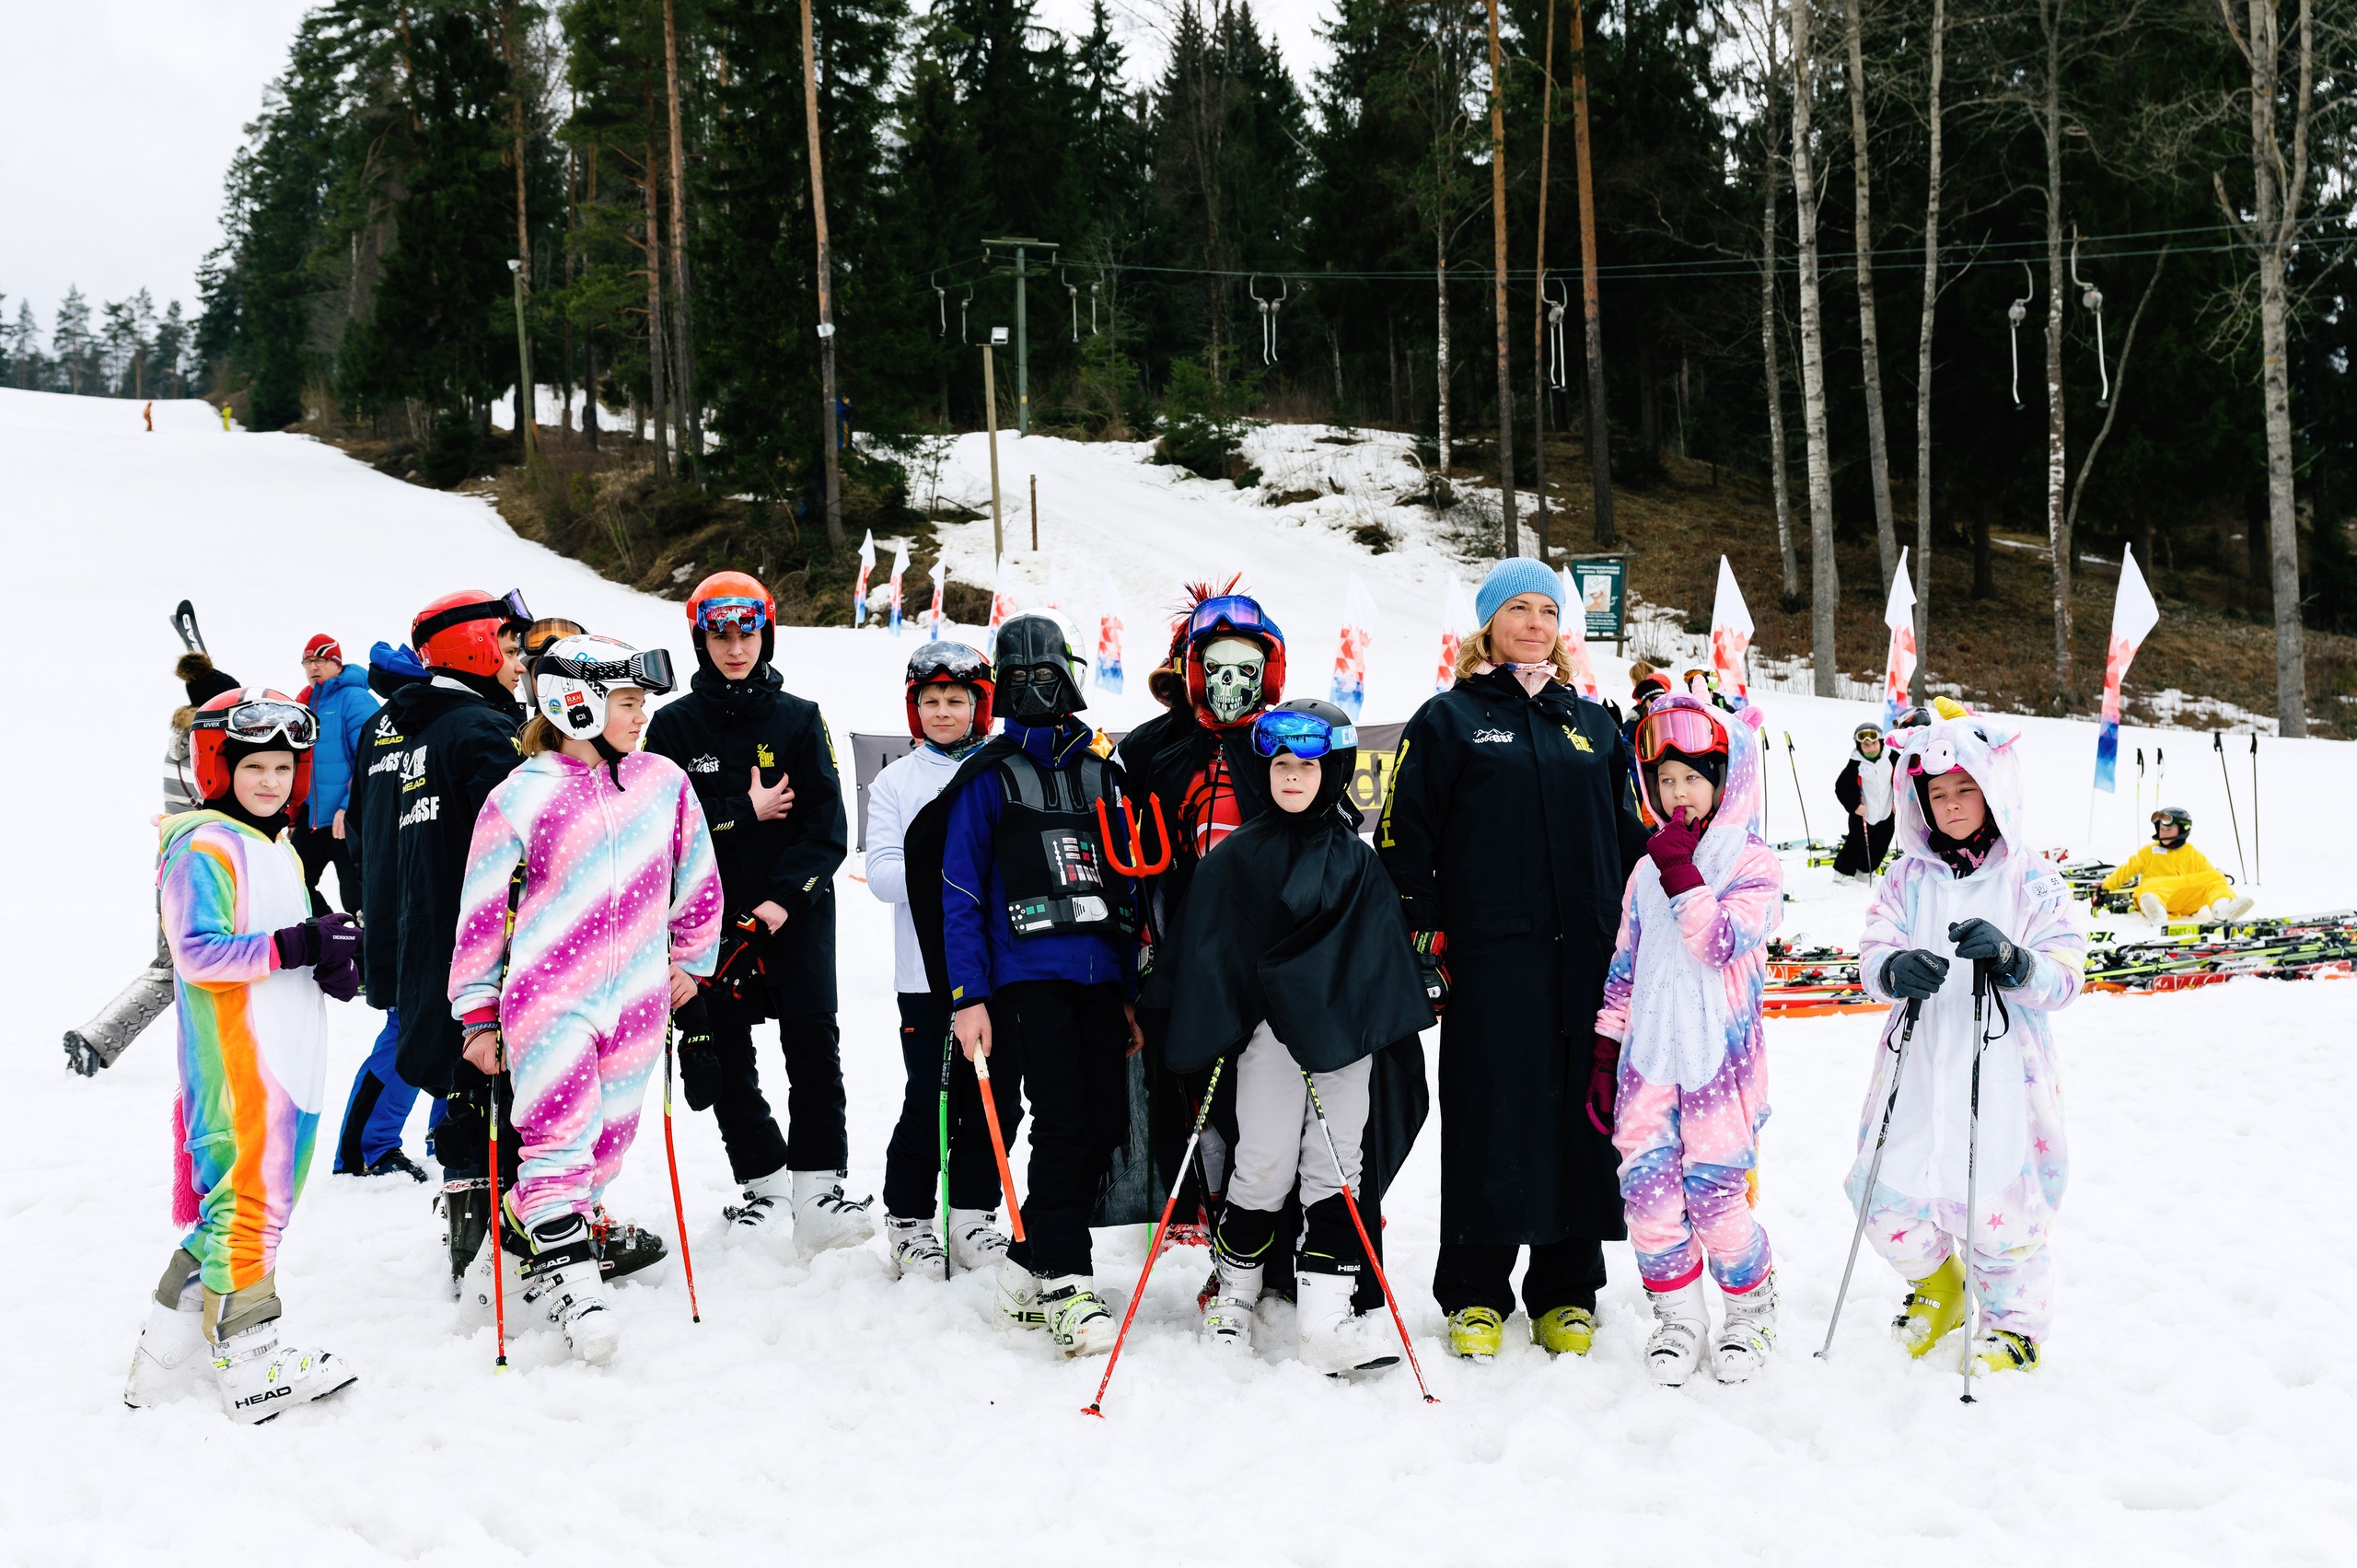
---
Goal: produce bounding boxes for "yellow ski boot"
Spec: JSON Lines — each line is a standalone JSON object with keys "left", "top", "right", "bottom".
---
{"left": 1968, "top": 1329, "right": 2040, "bottom": 1376}
{"left": 1446, "top": 1307, "right": 1504, "bottom": 1360}
{"left": 1530, "top": 1306, "right": 1596, "bottom": 1356}
{"left": 1891, "top": 1253, "right": 1968, "bottom": 1359}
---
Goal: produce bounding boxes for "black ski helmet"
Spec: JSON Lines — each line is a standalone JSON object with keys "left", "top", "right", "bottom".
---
{"left": 2153, "top": 806, "right": 2191, "bottom": 843}
{"left": 994, "top": 611, "right": 1087, "bottom": 724}
{"left": 1891, "top": 705, "right": 1933, "bottom": 731}
{"left": 1254, "top": 697, "right": 1359, "bottom": 822}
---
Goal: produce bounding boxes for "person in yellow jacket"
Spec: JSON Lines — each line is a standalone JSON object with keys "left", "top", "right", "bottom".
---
{"left": 2101, "top": 807, "right": 2253, "bottom": 923}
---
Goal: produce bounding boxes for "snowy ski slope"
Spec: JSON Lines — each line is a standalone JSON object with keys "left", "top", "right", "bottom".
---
{"left": 5, "top": 389, "right": 2351, "bottom": 1565}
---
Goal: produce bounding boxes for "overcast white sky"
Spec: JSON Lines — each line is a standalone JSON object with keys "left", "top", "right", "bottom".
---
{"left": 0, "top": 0, "right": 1334, "bottom": 340}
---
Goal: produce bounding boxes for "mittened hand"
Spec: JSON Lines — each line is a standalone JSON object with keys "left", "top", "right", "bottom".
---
{"left": 273, "top": 913, "right": 362, "bottom": 971}
{"left": 1881, "top": 947, "right": 1951, "bottom": 1001}
{"left": 1949, "top": 918, "right": 2034, "bottom": 989}
{"left": 1649, "top": 808, "right": 1705, "bottom": 898}
{"left": 1410, "top": 930, "right": 1451, "bottom": 1016}
{"left": 314, "top": 957, "right": 361, "bottom": 1003}
{"left": 272, "top": 921, "right": 319, "bottom": 970}
{"left": 1584, "top": 1034, "right": 1621, "bottom": 1136}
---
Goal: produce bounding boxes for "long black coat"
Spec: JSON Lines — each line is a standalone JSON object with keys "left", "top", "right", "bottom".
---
{"left": 644, "top": 666, "right": 846, "bottom": 1016}
{"left": 345, "top": 671, "right": 423, "bottom": 1009}
{"left": 1113, "top": 706, "right": 1271, "bottom": 1010}
{"left": 1376, "top": 666, "right": 1649, "bottom": 1245}
{"left": 384, "top": 675, "right": 523, "bottom": 1093}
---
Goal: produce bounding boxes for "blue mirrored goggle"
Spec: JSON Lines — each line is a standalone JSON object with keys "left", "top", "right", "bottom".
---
{"left": 1251, "top": 709, "right": 1354, "bottom": 761}
{"left": 694, "top": 596, "right": 771, "bottom": 634}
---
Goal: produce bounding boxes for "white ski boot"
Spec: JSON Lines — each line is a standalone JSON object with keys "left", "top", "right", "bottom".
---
{"left": 210, "top": 1322, "right": 355, "bottom": 1423}
{"left": 1039, "top": 1275, "right": 1116, "bottom": 1358}
{"left": 791, "top": 1170, "right": 877, "bottom": 1259}
{"left": 1713, "top": 1272, "right": 1778, "bottom": 1383}
{"left": 2200, "top": 895, "right": 2256, "bottom": 923}
{"left": 123, "top": 1295, "right": 210, "bottom": 1409}
{"left": 1643, "top": 1279, "right": 1710, "bottom": 1387}
{"left": 2137, "top": 891, "right": 2170, "bottom": 925}
{"left": 947, "top": 1207, "right": 1011, "bottom": 1272}
{"left": 520, "top": 1214, "right": 618, "bottom": 1365}
{"left": 721, "top": 1170, "right": 796, "bottom": 1253}
{"left": 1201, "top": 1250, "right": 1263, "bottom": 1353}
{"left": 1295, "top": 1272, "right": 1399, "bottom": 1376}
{"left": 993, "top": 1258, "right": 1047, "bottom": 1330}
{"left": 886, "top": 1215, "right": 948, "bottom": 1283}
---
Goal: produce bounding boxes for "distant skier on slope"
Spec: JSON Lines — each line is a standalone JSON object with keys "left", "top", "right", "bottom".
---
{"left": 123, "top": 688, "right": 363, "bottom": 1422}
{"left": 61, "top": 648, "right": 243, "bottom": 1075}
{"left": 1832, "top": 721, "right": 1898, "bottom": 884}
{"left": 1852, "top": 713, "right": 2085, "bottom": 1380}
{"left": 1590, "top": 696, "right": 1784, "bottom": 1387}
{"left": 2100, "top": 807, "right": 2252, "bottom": 923}
{"left": 448, "top": 633, "right": 721, "bottom": 1365}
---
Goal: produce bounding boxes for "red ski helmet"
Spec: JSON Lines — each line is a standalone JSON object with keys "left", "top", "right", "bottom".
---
{"left": 190, "top": 688, "right": 315, "bottom": 809}
{"left": 687, "top": 569, "right": 776, "bottom": 668}
{"left": 1182, "top": 593, "right": 1285, "bottom": 729}
{"left": 413, "top": 588, "right": 531, "bottom": 677}
{"left": 903, "top": 640, "right": 993, "bottom": 739}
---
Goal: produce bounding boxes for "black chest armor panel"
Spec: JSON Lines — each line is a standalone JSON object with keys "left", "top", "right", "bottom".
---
{"left": 993, "top": 750, "right": 1125, "bottom": 938}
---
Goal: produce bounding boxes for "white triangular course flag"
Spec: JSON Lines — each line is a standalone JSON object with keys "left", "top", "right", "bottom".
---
{"left": 1434, "top": 575, "right": 1473, "bottom": 693}
{"left": 1329, "top": 574, "right": 1378, "bottom": 719}
{"left": 1558, "top": 566, "right": 1602, "bottom": 702}
{"left": 1710, "top": 556, "right": 1753, "bottom": 696}
{"left": 1880, "top": 549, "right": 1919, "bottom": 726}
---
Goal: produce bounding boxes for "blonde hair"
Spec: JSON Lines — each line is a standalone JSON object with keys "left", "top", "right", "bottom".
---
{"left": 518, "top": 713, "right": 564, "bottom": 757}
{"left": 1454, "top": 622, "right": 1574, "bottom": 686}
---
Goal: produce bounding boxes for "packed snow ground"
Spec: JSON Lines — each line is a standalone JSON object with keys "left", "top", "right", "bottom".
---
{"left": 6, "top": 390, "right": 2352, "bottom": 1565}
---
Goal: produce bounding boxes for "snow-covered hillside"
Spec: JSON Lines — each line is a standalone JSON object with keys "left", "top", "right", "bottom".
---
{"left": 6, "top": 389, "right": 2352, "bottom": 1565}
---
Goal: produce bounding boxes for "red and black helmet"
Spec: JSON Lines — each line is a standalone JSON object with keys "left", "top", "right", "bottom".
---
{"left": 190, "top": 688, "right": 316, "bottom": 809}
{"left": 413, "top": 588, "right": 532, "bottom": 677}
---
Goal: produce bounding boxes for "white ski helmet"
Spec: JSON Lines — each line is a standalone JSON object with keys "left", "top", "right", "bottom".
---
{"left": 531, "top": 633, "right": 678, "bottom": 740}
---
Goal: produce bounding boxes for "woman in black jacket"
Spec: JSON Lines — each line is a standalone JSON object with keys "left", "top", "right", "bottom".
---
{"left": 1376, "top": 559, "right": 1649, "bottom": 1361}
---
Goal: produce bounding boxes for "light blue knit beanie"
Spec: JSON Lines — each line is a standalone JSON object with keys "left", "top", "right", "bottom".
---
{"left": 1474, "top": 557, "right": 1565, "bottom": 630}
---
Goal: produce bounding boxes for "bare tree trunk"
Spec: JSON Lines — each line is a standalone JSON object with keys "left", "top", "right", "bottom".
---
{"left": 507, "top": 3, "right": 536, "bottom": 463}
{"left": 1791, "top": 0, "right": 1840, "bottom": 696}
{"left": 2039, "top": 0, "right": 2071, "bottom": 704}
{"left": 1569, "top": 0, "right": 1614, "bottom": 545}
{"left": 1483, "top": 0, "right": 1517, "bottom": 554}
{"left": 663, "top": 0, "right": 702, "bottom": 481}
{"left": 1763, "top": 150, "right": 1800, "bottom": 607}
{"left": 1436, "top": 250, "right": 1453, "bottom": 478}
{"left": 643, "top": 131, "right": 671, "bottom": 482}
{"left": 1532, "top": 0, "right": 1557, "bottom": 560}
{"left": 1911, "top": 0, "right": 1945, "bottom": 701}
{"left": 1843, "top": 0, "right": 1897, "bottom": 588}
{"left": 800, "top": 0, "right": 842, "bottom": 547}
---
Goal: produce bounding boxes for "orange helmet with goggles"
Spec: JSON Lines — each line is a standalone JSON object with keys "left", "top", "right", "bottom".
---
{"left": 687, "top": 570, "right": 775, "bottom": 668}
{"left": 189, "top": 687, "right": 317, "bottom": 808}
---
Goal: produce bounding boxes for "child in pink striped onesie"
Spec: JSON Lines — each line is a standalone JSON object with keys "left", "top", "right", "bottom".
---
{"left": 1590, "top": 695, "right": 1783, "bottom": 1387}
{"left": 449, "top": 634, "right": 722, "bottom": 1363}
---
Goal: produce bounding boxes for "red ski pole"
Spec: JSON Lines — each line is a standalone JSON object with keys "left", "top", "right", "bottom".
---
{"left": 1085, "top": 1057, "right": 1228, "bottom": 1418}
{"left": 486, "top": 1075, "right": 508, "bottom": 1372}
{"left": 971, "top": 1048, "right": 1026, "bottom": 1245}
{"left": 1301, "top": 1069, "right": 1437, "bottom": 1404}
{"left": 662, "top": 1024, "right": 701, "bottom": 1323}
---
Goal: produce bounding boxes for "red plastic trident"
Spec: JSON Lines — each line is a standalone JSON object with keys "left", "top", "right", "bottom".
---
{"left": 1096, "top": 794, "right": 1172, "bottom": 877}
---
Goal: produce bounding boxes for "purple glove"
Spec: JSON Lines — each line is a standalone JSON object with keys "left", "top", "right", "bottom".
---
{"left": 273, "top": 912, "right": 361, "bottom": 971}
{"left": 1584, "top": 1033, "right": 1620, "bottom": 1137}
{"left": 314, "top": 956, "right": 361, "bottom": 1003}
{"left": 1649, "top": 808, "right": 1705, "bottom": 897}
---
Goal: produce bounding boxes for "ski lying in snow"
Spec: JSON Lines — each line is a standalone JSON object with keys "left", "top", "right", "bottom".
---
{"left": 170, "top": 599, "right": 206, "bottom": 656}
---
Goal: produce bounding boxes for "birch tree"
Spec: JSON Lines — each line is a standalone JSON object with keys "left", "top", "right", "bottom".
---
{"left": 1790, "top": 0, "right": 1840, "bottom": 695}
{"left": 1843, "top": 0, "right": 1898, "bottom": 589}
{"left": 1910, "top": 0, "right": 1945, "bottom": 700}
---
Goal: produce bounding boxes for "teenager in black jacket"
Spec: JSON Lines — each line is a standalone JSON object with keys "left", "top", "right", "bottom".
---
{"left": 644, "top": 572, "right": 873, "bottom": 1259}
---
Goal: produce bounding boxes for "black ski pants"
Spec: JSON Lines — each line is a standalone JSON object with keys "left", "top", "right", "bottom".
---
{"left": 883, "top": 991, "right": 1024, "bottom": 1220}
{"left": 703, "top": 993, "right": 849, "bottom": 1184}
{"left": 435, "top": 1062, "right": 519, "bottom": 1186}
{"left": 1433, "top": 1237, "right": 1607, "bottom": 1319}
{"left": 290, "top": 822, "right": 356, "bottom": 916}
{"left": 993, "top": 980, "right": 1130, "bottom": 1281}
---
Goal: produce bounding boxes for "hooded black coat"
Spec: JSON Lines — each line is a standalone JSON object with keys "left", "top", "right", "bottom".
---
{"left": 383, "top": 674, "right": 523, "bottom": 1092}
{"left": 643, "top": 664, "right": 846, "bottom": 1015}
{"left": 1113, "top": 706, "right": 1273, "bottom": 1009}
{"left": 1376, "top": 666, "right": 1650, "bottom": 1246}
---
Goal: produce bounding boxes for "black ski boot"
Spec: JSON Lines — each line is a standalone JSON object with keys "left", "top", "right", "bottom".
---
{"left": 362, "top": 1149, "right": 430, "bottom": 1183}
{"left": 590, "top": 1205, "right": 669, "bottom": 1284}
{"left": 437, "top": 1179, "right": 492, "bottom": 1297}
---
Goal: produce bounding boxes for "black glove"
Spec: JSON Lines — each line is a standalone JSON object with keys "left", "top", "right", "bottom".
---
{"left": 1410, "top": 930, "right": 1450, "bottom": 1016}
{"left": 1949, "top": 918, "right": 2035, "bottom": 989}
{"left": 1881, "top": 948, "right": 1951, "bottom": 1001}
{"left": 273, "top": 912, "right": 361, "bottom": 970}
{"left": 671, "top": 993, "right": 720, "bottom": 1112}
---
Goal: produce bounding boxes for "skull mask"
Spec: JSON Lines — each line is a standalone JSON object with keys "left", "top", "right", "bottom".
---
{"left": 1201, "top": 636, "right": 1267, "bottom": 724}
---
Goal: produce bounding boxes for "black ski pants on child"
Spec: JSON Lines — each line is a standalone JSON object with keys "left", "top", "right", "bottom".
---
{"left": 1434, "top": 1238, "right": 1607, "bottom": 1320}
{"left": 883, "top": 991, "right": 1026, "bottom": 1219}
{"left": 992, "top": 980, "right": 1128, "bottom": 1281}
{"left": 704, "top": 991, "right": 850, "bottom": 1184}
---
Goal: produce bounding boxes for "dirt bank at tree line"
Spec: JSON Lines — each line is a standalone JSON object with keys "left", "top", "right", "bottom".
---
{"left": 306, "top": 414, "right": 2354, "bottom": 738}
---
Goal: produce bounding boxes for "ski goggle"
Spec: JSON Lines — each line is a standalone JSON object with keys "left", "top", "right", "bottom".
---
{"left": 540, "top": 646, "right": 678, "bottom": 697}
{"left": 693, "top": 596, "right": 771, "bottom": 635}
{"left": 1635, "top": 706, "right": 1728, "bottom": 764}
{"left": 2153, "top": 812, "right": 2184, "bottom": 830}
{"left": 192, "top": 700, "right": 318, "bottom": 749}
{"left": 907, "top": 642, "right": 991, "bottom": 687}
{"left": 415, "top": 589, "right": 533, "bottom": 645}
{"left": 1251, "top": 708, "right": 1355, "bottom": 761}
{"left": 1188, "top": 595, "right": 1283, "bottom": 648}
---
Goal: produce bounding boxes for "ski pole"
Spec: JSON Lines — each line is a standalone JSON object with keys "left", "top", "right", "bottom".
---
{"left": 1816, "top": 996, "right": 1923, "bottom": 1359}
{"left": 1784, "top": 732, "right": 1814, "bottom": 845}
{"left": 487, "top": 1076, "right": 508, "bottom": 1372}
{"left": 2214, "top": 732, "right": 2247, "bottom": 885}
{"left": 661, "top": 1024, "right": 701, "bottom": 1323}
{"left": 971, "top": 1047, "right": 1025, "bottom": 1244}
{"left": 937, "top": 1032, "right": 954, "bottom": 1269}
{"left": 1959, "top": 961, "right": 1990, "bottom": 1406}
{"left": 1302, "top": 1069, "right": 1439, "bottom": 1404}
{"left": 1085, "top": 1057, "right": 1227, "bottom": 1418}
{"left": 2250, "top": 734, "right": 2261, "bottom": 884}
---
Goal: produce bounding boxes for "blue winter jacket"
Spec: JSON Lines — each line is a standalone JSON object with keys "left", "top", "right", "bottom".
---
{"left": 941, "top": 717, "right": 1137, "bottom": 1007}
{"left": 303, "top": 660, "right": 381, "bottom": 827}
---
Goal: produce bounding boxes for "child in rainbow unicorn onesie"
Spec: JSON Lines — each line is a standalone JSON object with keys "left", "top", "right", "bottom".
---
{"left": 1852, "top": 712, "right": 2083, "bottom": 1379}
{"left": 1589, "top": 694, "right": 1785, "bottom": 1386}
{"left": 124, "top": 687, "right": 365, "bottom": 1423}
{"left": 449, "top": 633, "right": 722, "bottom": 1365}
